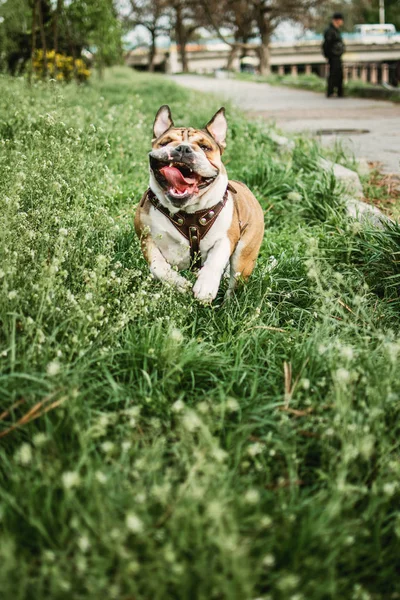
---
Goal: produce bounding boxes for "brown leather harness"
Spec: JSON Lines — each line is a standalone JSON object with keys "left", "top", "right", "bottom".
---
{"left": 145, "top": 183, "right": 237, "bottom": 270}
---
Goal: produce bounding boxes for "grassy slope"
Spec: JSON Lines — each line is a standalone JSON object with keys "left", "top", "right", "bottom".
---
{"left": 1, "top": 67, "right": 400, "bottom": 600}
{"left": 234, "top": 71, "right": 400, "bottom": 103}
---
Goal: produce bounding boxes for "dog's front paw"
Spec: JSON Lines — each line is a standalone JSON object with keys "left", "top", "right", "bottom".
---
{"left": 174, "top": 274, "right": 191, "bottom": 293}
{"left": 192, "top": 271, "right": 221, "bottom": 303}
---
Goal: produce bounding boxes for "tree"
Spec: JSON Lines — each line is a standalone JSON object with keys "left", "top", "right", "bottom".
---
{"left": 201, "top": 0, "right": 330, "bottom": 74}
{"left": 202, "top": 0, "right": 255, "bottom": 69}
{"left": 0, "top": 0, "right": 33, "bottom": 74}
{"left": 63, "top": 0, "right": 122, "bottom": 77}
{"left": 360, "top": 0, "right": 400, "bottom": 31}
{"left": 0, "top": 0, "right": 122, "bottom": 77}
{"left": 128, "top": 0, "right": 169, "bottom": 72}
{"left": 167, "top": 0, "right": 205, "bottom": 72}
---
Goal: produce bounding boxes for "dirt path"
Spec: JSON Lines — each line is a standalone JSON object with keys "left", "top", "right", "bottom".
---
{"left": 171, "top": 75, "right": 400, "bottom": 174}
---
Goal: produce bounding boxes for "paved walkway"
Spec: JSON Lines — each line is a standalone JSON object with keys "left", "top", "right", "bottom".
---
{"left": 171, "top": 75, "right": 400, "bottom": 174}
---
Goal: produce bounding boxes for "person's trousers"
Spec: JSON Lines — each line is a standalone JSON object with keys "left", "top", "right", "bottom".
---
{"left": 327, "top": 58, "right": 343, "bottom": 97}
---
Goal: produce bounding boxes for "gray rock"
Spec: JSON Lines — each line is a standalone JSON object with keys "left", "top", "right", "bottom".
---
{"left": 355, "top": 158, "right": 370, "bottom": 177}
{"left": 319, "top": 158, "right": 394, "bottom": 227}
{"left": 268, "top": 130, "right": 295, "bottom": 150}
{"left": 346, "top": 197, "right": 391, "bottom": 228}
{"left": 319, "top": 158, "right": 364, "bottom": 198}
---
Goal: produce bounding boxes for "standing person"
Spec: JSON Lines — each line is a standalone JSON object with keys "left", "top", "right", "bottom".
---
{"left": 323, "top": 12, "right": 345, "bottom": 98}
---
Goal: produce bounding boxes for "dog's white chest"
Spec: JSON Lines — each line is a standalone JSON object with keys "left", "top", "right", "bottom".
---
{"left": 145, "top": 197, "right": 233, "bottom": 270}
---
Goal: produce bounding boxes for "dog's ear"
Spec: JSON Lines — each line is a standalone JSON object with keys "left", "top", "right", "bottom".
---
{"left": 205, "top": 107, "right": 227, "bottom": 151}
{"left": 153, "top": 105, "right": 174, "bottom": 140}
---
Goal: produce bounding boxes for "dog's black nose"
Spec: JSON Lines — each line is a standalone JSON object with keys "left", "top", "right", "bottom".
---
{"left": 175, "top": 144, "right": 193, "bottom": 155}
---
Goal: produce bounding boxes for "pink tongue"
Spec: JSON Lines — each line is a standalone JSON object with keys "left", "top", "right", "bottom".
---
{"left": 160, "top": 166, "right": 198, "bottom": 193}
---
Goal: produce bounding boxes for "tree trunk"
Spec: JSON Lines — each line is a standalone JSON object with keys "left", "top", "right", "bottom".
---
{"left": 29, "top": 0, "right": 38, "bottom": 84}
{"left": 38, "top": 0, "right": 48, "bottom": 78}
{"left": 179, "top": 40, "right": 188, "bottom": 73}
{"left": 63, "top": 11, "right": 78, "bottom": 82}
{"left": 258, "top": 32, "right": 271, "bottom": 75}
{"left": 148, "top": 29, "right": 156, "bottom": 72}
{"left": 53, "top": 0, "right": 62, "bottom": 79}
{"left": 174, "top": 4, "right": 189, "bottom": 73}
{"left": 226, "top": 45, "right": 238, "bottom": 71}
{"left": 53, "top": 0, "right": 62, "bottom": 53}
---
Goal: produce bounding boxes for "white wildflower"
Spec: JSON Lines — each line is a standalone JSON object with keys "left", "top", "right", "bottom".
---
{"left": 126, "top": 512, "right": 144, "bottom": 534}
{"left": 197, "top": 401, "right": 209, "bottom": 414}
{"left": 110, "top": 528, "right": 121, "bottom": 540}
{"left": 127, "top": 560, "right": 140, "bottom": 574}
{"left": 383, "top": 482, "right": 397, "bottom": 496}
{"left": 244, "top": 489, "right": 260, "bottom": 504}
{"left": 277, "top": 574, "right": 300, "bottom": 591}
{"left": 101, "top": 441, "right": 115, "bottom": 454}
{"left": 262, "top": 554, "right": 276, "bottom": 567}
{"left": 95, "top": 471, "right": 107, "bottom": 484}
{"left": 226, "top": 397, "right": 240, "bottom": 412}
{"left": 97, "top": 414, "right": 111, "bottom": 428}
{"left": 207, "top": 501, "right": 224, "bottom": 520}
{"left": 124, "top": 406, "right": 141, "bottom": 418}
{"left": 260, "top": 515, "right": 273, "bottom": 528}
{"left": 58, "top": 580, "right": 71, "bottom": 592}
{"left": 62, "top": 471, "right": 81, "bottom": 490}
{"left": 266, "top": 256, "right": 278, "bottom": 272}
{"left": 33, "top": 432, "right": 48, "bottom": 447}
{"left": 8, "top": 290, "right": 17, "bottom": 300}
{"left": 170, "top": 327, "right": 183, "bottom": 344}
{"left": 171, "top": 399, "right": 185, "bottom": 413}
{"left": 211, "top": 447, "right": 228, "bottom": 463}
{"left": 46, "top": 360, "right": 60, "bottom": 376}
{"left": 43, "top": 550, "right": 56, "bottom": 563}
{"left": 59, "top": 228, "right": 68, "bottom": 236}
{"left": 248, "top": 442, "right": 264, "bottom": 457}
{"left": 182, "top": 410, "right": 202, "bottom": 432}
{"left": 78, "top": 535, "right": 90, "bottom": 552}
{"left": 301, "top": 378, "right": 310, "bottom": 390}
{"left": 359, "top": 435, "right": 375, "bottom": 460}
{"left": 386, "top": 342, "right": 400, "bottom": 363}
{"left": 340, "top": 345, "right": 354, "bottom": 360}
{"left": 334, "top": 368, "right": 351, "bottom": 384}
{"left": 15, "top": 443, "right": 32, "bottom": 465}
{"left": 287, "top": 191, "right": 302, "bottom": 202}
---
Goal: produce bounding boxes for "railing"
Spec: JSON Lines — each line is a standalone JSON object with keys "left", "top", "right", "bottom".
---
{"left": 275, "top": 62, "right": 397, "bottom": 85}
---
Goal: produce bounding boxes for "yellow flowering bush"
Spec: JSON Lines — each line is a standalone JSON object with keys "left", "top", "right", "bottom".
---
{"left": 32, "top": 49, "right": 91, "bottom": 83}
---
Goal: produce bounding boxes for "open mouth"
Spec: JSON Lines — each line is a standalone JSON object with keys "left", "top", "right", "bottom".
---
{"left": 150, "top": 157, "right": 217, "bottom": 200}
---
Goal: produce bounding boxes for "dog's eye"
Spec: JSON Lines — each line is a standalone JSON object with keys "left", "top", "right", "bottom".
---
{"left": 159, "top": 140, "right": 171, "bottom": 147}
{"left": 200, "top": 144, "right": 211, "bottom": 152}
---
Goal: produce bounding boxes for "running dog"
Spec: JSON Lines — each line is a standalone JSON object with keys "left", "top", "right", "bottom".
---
{"left": 134, "top": 105, "right": 264, "bottom": 302}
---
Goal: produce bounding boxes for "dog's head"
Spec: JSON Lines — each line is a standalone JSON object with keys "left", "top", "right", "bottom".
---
{"left": 149, "top": 105, "right": 227, "bottom": 209}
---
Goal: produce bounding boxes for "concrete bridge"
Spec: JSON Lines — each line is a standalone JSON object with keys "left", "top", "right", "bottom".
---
{"left": 126, "top": 39, "right": 400, "bottom": 84}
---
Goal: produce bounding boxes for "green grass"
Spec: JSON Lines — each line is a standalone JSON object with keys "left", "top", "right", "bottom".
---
{"left": 235, "top": 71, "right": 400, "bottom": 103}
{"left": 1, "top": 66, "right": 400, "bottom": 600}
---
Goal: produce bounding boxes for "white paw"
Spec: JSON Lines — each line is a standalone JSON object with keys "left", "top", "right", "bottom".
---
{"left": 175, "top": 275, "right": 191, "bottom": 293}
{"left": 192, "top": 271, "right": 221, "bottom": 303}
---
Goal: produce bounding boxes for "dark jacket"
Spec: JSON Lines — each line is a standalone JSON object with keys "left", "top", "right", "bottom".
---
{"left": 322, "top": 23, "right": 345, "bottom": 59}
